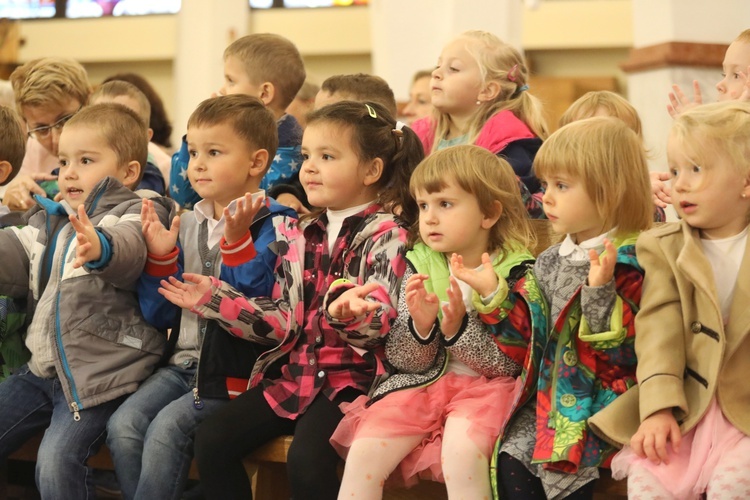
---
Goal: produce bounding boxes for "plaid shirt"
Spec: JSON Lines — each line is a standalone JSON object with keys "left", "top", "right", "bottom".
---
{"left": 194, "top": 204, "right": 407, "bottom": 419}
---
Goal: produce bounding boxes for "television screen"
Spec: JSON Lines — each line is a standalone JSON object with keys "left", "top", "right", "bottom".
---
{"left": 66, "top": 0, "right": 180, "bottom": 18}
{"left": 250, "top": 0, "right": 367, "bottom": 8}
{"left": 0, "top": 0, "right": 56, "bottom": 19}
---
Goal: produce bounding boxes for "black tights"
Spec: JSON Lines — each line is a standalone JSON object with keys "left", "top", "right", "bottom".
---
{"left": 497, "top": 452, "right": 596, "bottom": 499}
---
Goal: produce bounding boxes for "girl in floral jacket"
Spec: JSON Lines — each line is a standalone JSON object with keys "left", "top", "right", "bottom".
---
{"left": 496, "top": 116, "right": 653, "bottom": 500}
{"left": 157, "top": 101, "right": 424, "bottom": 500}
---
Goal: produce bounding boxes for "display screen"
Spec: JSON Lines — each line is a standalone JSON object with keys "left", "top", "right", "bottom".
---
{"left": 0, "top": 0, "right": 56, "bottom": 19}
{"left": 66, "top": 0, "right": 180, "bottom": 18}
{"left": 250, "top": 0, "right": 367, "bottom": 8}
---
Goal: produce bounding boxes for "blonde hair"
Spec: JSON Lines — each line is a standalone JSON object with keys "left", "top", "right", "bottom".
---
{"left": 0, "top": 106, "right": 25, "bottom": 185}
{"left": 10, "top": 57, "right": 91, "bottom": 115}
{"left": 559, "top": 91, "right": 642, "bottom": 138}
{"left": 64, "top": 103, "right": 148, "bottom": 187}
{"left": 0, "top": 80, "right": 14, "bottom": 109}
{"left": 91, "top": 80, "right": 151, "bottom": 127}
{"left": 535, "top": 116, "right": 652, "bottom": 237}
{"left": 224, "top": 34, "right": 306, "bottom": 109}
{"left": 431, "top": 30, "right": 548, "bottom": 153}
{"left": 409, "top": 144, "right": 535, "bottom": 254}
{"left": 671, "top": 101, "right": 750, "bottom": 178}
{"left": 735, "top": 29, "right": 750, "bottom": 44}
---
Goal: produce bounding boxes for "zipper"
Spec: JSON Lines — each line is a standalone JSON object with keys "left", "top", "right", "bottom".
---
{"left": 71, "top": 402, "right": 81, "bottom": 421}
{"left": 192, "top": 387, "right": 204, "bottom": 409}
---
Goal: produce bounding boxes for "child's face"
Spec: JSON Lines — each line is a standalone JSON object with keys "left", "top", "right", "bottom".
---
{"left": 415, "top": 180, "right": 495, "bottom": 266}
{"left": 431, "top": 38, "right": 484, "bottom": 121}
{"left": 541, "top": 174, "right": 605, "bottom": 243}
{"left": 402, "top": 76, "right": 432, "bottom": 124}
{"left": 717, "top": 40, "right": 750, "bottom": 101}
{"left": 668, "top": 133, "right": 750, "bottom": 239}
{"left": 300, "top": 122, "right": 380, "bottom": 211}
{"left": 57, "top": 124, "right": 130, "bottom": 210}
{"left": 187, "top": 123, "right": 264, "bottom": 215}
{"left": 22, "top": 96, "right": 82, "bottom": 156}
{"left": 220, "top": 55, "right": 263, "bottom": 98}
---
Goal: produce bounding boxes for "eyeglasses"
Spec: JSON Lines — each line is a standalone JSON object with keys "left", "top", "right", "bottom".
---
{"left": 27, "top": 107, "right": 81, "bottom": 140}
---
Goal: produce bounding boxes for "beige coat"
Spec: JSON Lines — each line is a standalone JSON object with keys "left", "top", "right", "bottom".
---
{"left": 589, "top": 221, "right": 750, "bottom": 447}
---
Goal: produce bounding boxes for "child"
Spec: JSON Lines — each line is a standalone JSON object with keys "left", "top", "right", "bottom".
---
{"left": 0, "top": 106, "right": 25, "bottom": 214}
{"left": 559, "top": 90, "right": 668, "bottom": 221}
{"left": 411, "top": 30, "right": 549, "bottom": 217}
{"left": 496, "top": 116, "right": 653, "bottom": 499}
{"left": 589, "top": 101, "right": 750, "bottom": 499}
{"left": 331, "top": 144, "right": 546, "bottom": 499}
{"left": 105, "top": 95, "right": 297, "bottom": 500}
{"left": 0, "top": 103, "right": 170, "bottom": 499}
{"left": 287, "top": 78, "right": 320, "bottom": 129}
{"left": 170, "top": 33, "right": 306, "bottom": 209}
{"left": 402, "top": 69, "right": 433, "bottom": 124}
{"left": 157, "top": 101, "right": 424, "bottom": 499}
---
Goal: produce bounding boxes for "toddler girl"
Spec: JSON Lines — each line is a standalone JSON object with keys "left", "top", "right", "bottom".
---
{"left": 331, "top": 144, "right": 546, "bottom": 499}
{"left": 497, "top": 116, "right": 653, "bottom": 499}
{"left": 590, "top": 101, "right": 750, "bottom": 499}
{"left": 157, "top": 101, "right": 423, "bottom": 500}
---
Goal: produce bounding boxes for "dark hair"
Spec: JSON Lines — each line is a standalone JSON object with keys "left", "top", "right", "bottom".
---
{"left": 320, "top": 74, "right": 397, "bottom": 117}
{"left": 103, "top": 72, "right": 173, "bottom": 149}
{"left": 187, "top": 94, "right": 278, "bottom": 173}
{"left": 0, "top": 106, "right": 25, "bottom": 185}
{"left": 305, "top": 100, "right": 424, "bottom": 227}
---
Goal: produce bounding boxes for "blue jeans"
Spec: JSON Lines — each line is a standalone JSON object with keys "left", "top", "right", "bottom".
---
{"left": 106, "top": 364, "right": 226, "bottom": 500}
{"left": 0, "top": 365, "right": 124, "bottom": 500}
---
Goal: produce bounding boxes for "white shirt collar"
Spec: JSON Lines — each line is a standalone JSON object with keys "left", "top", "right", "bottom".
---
{"left": 558, "top": 230, "right": 613, "bottom": 261}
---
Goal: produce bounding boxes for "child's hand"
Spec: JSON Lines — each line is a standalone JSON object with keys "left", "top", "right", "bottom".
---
{"left": 667, "top": 80, "right": 702, "bottom": 118}
{"left": 327, "top": 282, "right": 382, "bottom": 319}
{"left": 224, "top": 192, "right": 265, "bottom": 245}
{"left": 141, "top": 199, "right": 180, "bottom": 256}
{"left": 649, "top": 171, "right": 672, "bottom": 208}
{"left": 69, "top": 204, "right": 102, "bottom": 268}
{"left": 158, "top": 273, "right": 213, "bottom": 310}
{"left": 440, "top": 276, "right": 466, "bottom": 339}
{"left": 588, "top": 239, "right": 616, "bottom": 288}
{"left": 630, "top": 408, "right": 681, "bottom": 465}
{"left": 450, "top": 252, "right": 498, "bottom": 298}
{"left": 405, "top": 273, "right": 439, "bottom": 334}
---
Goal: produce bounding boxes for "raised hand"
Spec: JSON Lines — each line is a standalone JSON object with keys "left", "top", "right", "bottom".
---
{"left": 327, "top": 282, "right": 383, "bottom": 319}
{"left": 630, "top": 408, "right": 681, "bottom": 465}
{"left": 224, "top": 192, "right": 265, "bottom": 245}
{"left": 69, "top": 204, "right": 102, "bottom": 268}
{"left": 649, "top": 171, "right": 672, "bottom": 208}
{"left": 404, "top": 273, "right": 439, "bottom": 335}
{"left": 450, "top": 252, "right": 498, "bottom": 298}
{"left": 588, "top": 239, "right": 616, "bottom": 288}
{"left": 158, "top": 273, "right": 213, "bottom": 310}
{"left": 141, "top": 198, "right": 180, "bottom": 256}
{"left": 667, "top": 80, "right": 702, "bottom": 119}
{"left": 440, "top": 276, "right": 466, "bottom": 339}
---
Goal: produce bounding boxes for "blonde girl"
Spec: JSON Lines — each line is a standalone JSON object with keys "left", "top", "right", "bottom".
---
{"left": 157, "top": 101, "right": 423, "bottom": 500}
{"left": 497, "top": 116, "right": 653, "bottom": 499}
{"left": 590, "top": 102, "right": 750, "bottom": 500}
{"left": 331, "top": 145, "right": 546, "bottom": 499}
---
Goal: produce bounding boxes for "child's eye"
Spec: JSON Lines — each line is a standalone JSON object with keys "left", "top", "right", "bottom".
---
{"left": 733, "top": 72, "right": 742, "bottom": 80}
{"left": 209, "top": 149, "right": 221, "bottom": 157}
{"left": 188, "top": 149, "right": 197, "bottom": 158}
{"left": 692, "top": 165, "right": 702, "bottom": 173}
{"left": 59, "top": 159, "right": 68, "bottom": 168}
{"left": 556, "top": 182, "right": 567, "bottom": 190}
{"left": 449, "top": 66, "right": 459, "bottom": 73}
{"left": 301, "top": 153, "right": 309, "bottom": 161}
{"left": 81, "top": 157, "right": 93, "bottom": 165}
{"left": 440, "top": 201, "right": 452, "bottom": 208}
{"left": 322, "top": 154, "right": 333, "bottom": 161}
{"left": 669, "top": 168, "right": 678, "bottom": 177}
{"left": 417, "top": 203, "right": 428, "bottom": 211}
{"left": 540, "top": 181, "right": 548, "bottom": 190}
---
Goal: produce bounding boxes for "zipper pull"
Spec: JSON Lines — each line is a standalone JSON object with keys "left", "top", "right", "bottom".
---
{"left": 71, "top": 402, "right": 81, "bottom": 422}
{"left": 192, "top": 387, "right": 204, "bottom": 410}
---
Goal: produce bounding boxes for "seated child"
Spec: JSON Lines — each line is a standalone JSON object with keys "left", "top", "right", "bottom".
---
{"left": 0, "top": 102, "right": 170, "bottom": 499}
{"left": 286, "top": 78, "right": 319, "bottom": 129}
{"left": 0, "top": 106, "right": 25, "bottom": 215}
{"left": 105, "top": 94, "right": 297, "bottom": 500}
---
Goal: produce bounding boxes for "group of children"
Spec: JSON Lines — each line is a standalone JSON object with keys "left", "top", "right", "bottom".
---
{"left": 0, "top": 24, "right": 748, "bottom": 500}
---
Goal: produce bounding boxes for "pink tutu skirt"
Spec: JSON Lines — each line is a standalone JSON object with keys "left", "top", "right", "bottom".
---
{"left": 330, "top": 372, "right": 521, "bottom": 488}
{"left": 611, "top": 398, "right": 748, "bottom": 499}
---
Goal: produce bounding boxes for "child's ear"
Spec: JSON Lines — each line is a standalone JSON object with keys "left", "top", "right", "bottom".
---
{"left": 743, "top": 175, "right": 750, "bottom": 200}
{"left": 363, "top": 158, "right": 384, "bottom": 187}
{"left": 478, "top": 80, "right": 502, "bottom": 103}
{"left": 259, "top": 82, "right": 275, "bottom": 106}
{"left": 248, "top": 149, "right": 269, "bottom": 177}
{"left": 147, "top": 128, "right": 154, "bottom": 142}
{"left": 0, "top": 161, "right": 12, "bottom": 186}
{"left": 481, "top": 200, "right": 503, "bottom": 229}
{"left": 123, "top": 160, "right": 142, "bottom": 189}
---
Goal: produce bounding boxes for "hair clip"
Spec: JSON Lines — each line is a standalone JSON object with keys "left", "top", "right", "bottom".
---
{"left": 518, "top": 84, "right": 529, "bottom": 92}
{"left": 508, "top": 64, "right": 518, "bottom": 82}
{"left": 365, "top": 103, "right": 378, "bottom": 118}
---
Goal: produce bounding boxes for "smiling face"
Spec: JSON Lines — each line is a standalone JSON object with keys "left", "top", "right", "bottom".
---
{"left": 668, "top": 132, "right": 750, "bottom": 239}
{"left": 430, "top": 38, "right": 484, "bottom": 122}
{"left": 57, "top": 124, "right": 132, "bottom": 210}
{"left": 716, "top": 41, "right": 750, "bottom": 102}
{"left": 541, "top": 174, "right": 605, "bottom": 243}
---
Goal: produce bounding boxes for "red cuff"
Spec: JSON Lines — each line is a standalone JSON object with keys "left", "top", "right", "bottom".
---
{"left": 220, "top": 231, "right": 257, "bottom": 266}
{"left": 145, "top": 247, "right": 179, "bottom": 276}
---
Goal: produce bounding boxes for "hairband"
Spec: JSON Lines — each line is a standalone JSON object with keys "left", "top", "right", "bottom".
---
{"left": 518, "top": 84, "right": 529, "bottom": 92}
{"left": 508, "top": 64, "right": 519, "bottom": 82}
{"left": 395, "top": 121, "right": 406, "bottom": 131}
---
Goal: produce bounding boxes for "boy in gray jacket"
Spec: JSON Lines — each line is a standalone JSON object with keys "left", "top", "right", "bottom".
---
{"left": 0, "top": 103, "right": 170, "bottom": 500}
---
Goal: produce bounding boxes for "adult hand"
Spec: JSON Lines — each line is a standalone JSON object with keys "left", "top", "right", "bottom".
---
{"left": 3, "top": 173, "right": 55, "bottom": 211}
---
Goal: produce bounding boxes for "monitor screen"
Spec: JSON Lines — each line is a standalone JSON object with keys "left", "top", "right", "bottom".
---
{"left": 250, "top": 0, "right": 367, "bottom": 8}
{"left": 0, "top": 0, "right": 56, "bottom": 19}
{"left": 66, "top": 0, "right": 180, "bottom": 18}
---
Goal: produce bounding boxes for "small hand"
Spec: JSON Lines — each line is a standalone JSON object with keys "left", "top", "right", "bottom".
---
{"left": 588, "top": 238, "right": 616, "bottom": 288}
{"left": 667, "top": 81, "right": 702, "bottom": 119}
{"left": 440, "top": 276, "right": 466, "bottom": 339}
{"left": 69, "top": 204, "right": 102, "bottom": 268}
{"left": 327, "top": 282, "right": 383, "bottom": 319}
{"left": 3, "top": 173, "right": 49, "bottom": 211}
{"left": 224, "top": 192, "right": 265, "bottom": 245}
{"left": 276, "top": 193, "right": 311, "bottom": 215}
{"left": 158, "top": 273, "right": 213, "bottom": 310}
{"left": 404, "top": 273, "right": 439, "bottom": 334}
{"left": 649, "top": 171, "right": 672, "bottom": 208}
{"left": 450, "top": 252, "right": 498, "bottom": 298}
{"left": 141, "top": 198, "right": 180, "bottom": 256}
{"left": 630, "top": 408, "right": 681, "bottom": 465}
